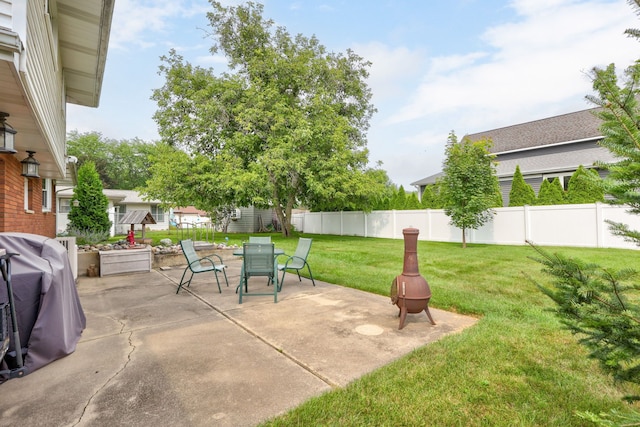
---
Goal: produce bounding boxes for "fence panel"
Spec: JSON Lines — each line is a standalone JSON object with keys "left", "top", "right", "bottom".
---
{"left": 470, "top": 207, "right": 527, "bottom": 245}
{"left": 601, "top": 204, "right": 640, "bottom": 249}
{"left": 341, "top": 211, "right": 366, "bottom": 236}
{"left": 366, "top": 211, "right": 394, "bottom": 238}
{"left": 296, "top": 203, "right": 640, "bottom": 249}
{"left": 526, "top": 205, "right": 597, "bottom": 247}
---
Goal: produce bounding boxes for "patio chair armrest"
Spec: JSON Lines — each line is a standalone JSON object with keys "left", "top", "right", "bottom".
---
{"left": 203, "top": 253, "right": 225, "bottom": 264}
{"left": 275, "top": 252, "right": 290, "bottom": 261}
{"left": 189, "top": 254, "right": 224, "bottom": 268}
{"left": 279, "top": 255, "right": 306, "bottom": 269}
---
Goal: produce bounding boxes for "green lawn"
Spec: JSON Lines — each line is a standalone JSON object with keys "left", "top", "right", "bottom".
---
{"left": 268, "top": 234, "right": 640, "bottom": 426}
{"left": 123, "top": 231, "right": 640, "bottom": 425}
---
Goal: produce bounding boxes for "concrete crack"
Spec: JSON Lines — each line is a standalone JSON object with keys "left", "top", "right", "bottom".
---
{"left": 73, "top": 317, "right": 136, "bottom": 426}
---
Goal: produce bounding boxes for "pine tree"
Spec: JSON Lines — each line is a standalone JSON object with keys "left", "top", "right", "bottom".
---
{"left": 391, "top": 185, "right": 408, "bottom": 210}
{"left": 536, "top": 178, "right": 565, "bottom": 205}
{"left": 405, "top": 192, "right": 421, "bottom": 209}
{"left": 508, "top": 165, "right": 536, "bottom": 206}
{"left": 587, "top": 60, "right": 640, "bottom": 244}
{"left": 531, "top": 4, "right": 640, "bottom": 423}
{"left": 528, "top": 244, "right": 640, "bottom": 386}
{"left": 68, "top": 161, "right": 111, "bottom": 235}
{"left": 420, "top": 183, "right": 443, "bottom": 208}
{"left": 566, "top": 165, "right": 605, "bottom": 204}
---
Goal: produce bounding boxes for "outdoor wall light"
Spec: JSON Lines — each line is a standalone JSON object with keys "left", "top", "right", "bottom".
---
{"left": 0, "top": 112, "right": 17, "bottom": 154}
{"left": 21, "top": 151, "right": 40, "bottom": 178}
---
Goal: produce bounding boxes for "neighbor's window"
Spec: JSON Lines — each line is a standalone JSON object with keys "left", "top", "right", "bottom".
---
{"left": 151, "top": 205, "right": 165, "bottom": 222}
{"left": 543, "top": 173, "right": 572, "bottom": 191}
{"left": 59, "top": 198, "right": 71, "bottom": 213}
{"left": 116, "top": 205, "right": 126, "bottom": 224}
{"left": 42, "top": 179, "right": 52, "bottom": 212}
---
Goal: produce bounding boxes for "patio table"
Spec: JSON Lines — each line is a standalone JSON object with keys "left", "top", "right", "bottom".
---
{"left": 233, "top": 247, "right": 284, "bottom": 295}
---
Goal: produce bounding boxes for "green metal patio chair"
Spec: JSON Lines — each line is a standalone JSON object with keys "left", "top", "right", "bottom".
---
{"left": 239, "top": 242, "right": 278, "bottom": 303}
{"left": 177, "top": 239, "right": 228, "bottom": 294}
{"left": 277, "top": 237, "right": 315, "bottom": 290}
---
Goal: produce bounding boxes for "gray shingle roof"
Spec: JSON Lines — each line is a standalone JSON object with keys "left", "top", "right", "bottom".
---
{"left": 466, "top": 107, "right": 603, "bottom": 153}
{"left": 411, "top": 107, "right": 607, "bottom": 186}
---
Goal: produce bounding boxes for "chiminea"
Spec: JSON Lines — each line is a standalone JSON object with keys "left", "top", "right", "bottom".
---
{"left": 390, "top": 228, "right": 436, "bottom": 329}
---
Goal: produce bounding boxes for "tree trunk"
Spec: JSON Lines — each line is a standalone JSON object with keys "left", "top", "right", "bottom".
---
{"left": 274, "top": 204, "right": 292, "bottom": 237}
{"left": 462, "top": 227, "right": 467, "bottom": 248}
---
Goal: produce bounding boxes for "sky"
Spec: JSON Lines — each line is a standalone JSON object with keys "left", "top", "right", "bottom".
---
{"left": 66, "top": 0, "right": 640, "bottom": 190}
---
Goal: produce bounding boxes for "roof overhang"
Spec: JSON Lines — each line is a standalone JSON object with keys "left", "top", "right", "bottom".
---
{"left": 0, "top": 1, "right": 114, "bottom": 180}
{"left": 54, "top": 0, "right": 115, "bottom": 108}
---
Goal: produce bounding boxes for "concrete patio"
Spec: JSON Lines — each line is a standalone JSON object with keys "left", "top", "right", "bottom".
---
{"left": 0, "top": 257, "right": 477, "bottom": 427}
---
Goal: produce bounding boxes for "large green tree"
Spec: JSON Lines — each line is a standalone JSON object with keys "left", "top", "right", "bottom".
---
{"left": 440, "top": 132, "right": 499, "bottom": 248}
{"left": 150, "top": 1, "right": 384, "bottom": 236}
{"left": 67, "top": 130, "right": 153, "bottom": 190}
{"left": 508, "top": 165, "right": 536, "bottom": 206}
{"left": 142, "top": 142, "right": 239, "bottom": 230}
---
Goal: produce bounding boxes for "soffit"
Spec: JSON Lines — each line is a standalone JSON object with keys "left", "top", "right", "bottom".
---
{"left": 54, "top": 0, "right": 114, "bottom": 107}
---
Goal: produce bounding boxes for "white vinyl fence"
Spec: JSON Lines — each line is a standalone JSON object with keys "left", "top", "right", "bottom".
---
{"left": 291, "top": 203, "right": 640, "bottom": 250}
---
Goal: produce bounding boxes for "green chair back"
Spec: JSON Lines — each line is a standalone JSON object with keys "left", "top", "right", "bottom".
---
{"left": 243, "top": 243, "right": 274, "bottom": 278}
{"left": 249, "top": 236, "right": 271, "bottom": 244}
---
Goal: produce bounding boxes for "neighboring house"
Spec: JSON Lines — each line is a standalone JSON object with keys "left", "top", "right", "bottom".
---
{"left": 172, "top": 206, "right": 278, "bottom": 233}
{"left": 56, "top": 188, "right": 169, "bottom": 236}
{"left": 411, "top": 107, "right": 615, "bottom": 206}
{"left": 226, "top": 207, "right": 278, "bottom": 233}
{"left": 0, "top": 1, "right": 114, "bottom": 236}
{"left": 172, "top": 206, "right": 211, "bottom": 226}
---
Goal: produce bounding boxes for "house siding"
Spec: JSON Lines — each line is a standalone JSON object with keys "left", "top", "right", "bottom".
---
{"left": 412, "top": 108, "right": 613, "bottom": 207}
{"left": 25, "top": 0, "right": 66, "bottom": 175}
{"left": 227, "top": 207, "right": 276, "bottom": 233}
{"left": 0, "top": 0, "right": 12, "bottom": 28}
{"left": 495, "top": 140, "right": 614, "bottom": 178}
{"left": 0, "top": 2, "right": 112, "bottom": 237}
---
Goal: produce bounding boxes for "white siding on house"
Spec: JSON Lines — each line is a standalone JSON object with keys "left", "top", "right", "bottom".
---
{"left": 25, "top": 0, "right": 66, "bottom": 175}
{"left": 0, "top": 0, "right": 13, "bottom": 29}
{"left": 226, "top": 207, "right": 276, "bottom": 233}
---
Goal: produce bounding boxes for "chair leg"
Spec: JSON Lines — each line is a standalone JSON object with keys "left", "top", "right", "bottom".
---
{"left": 213, "top": 271, "right": 222, "bottom": 293}
{"left": 273, "top": 273, "right": 278, "bottom": 303}
{"left": 177, "top": 268, "right": 192, "bottom": 294}
{"left": 306, "top": 263, "right": 315, "bottom": 286}
{"left": 239, "top": 276, "right": 248, "bottom": 304}
{"left": 222, "top": 268, "right": 229, "bottom": 287}
{"left": 296, "top": 270, "right": 302, "bottom": 282}
{"left": 279, "top": 270, "right": 287, "bottom": 291}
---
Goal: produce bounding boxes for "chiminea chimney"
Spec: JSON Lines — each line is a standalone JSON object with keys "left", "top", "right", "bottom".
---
{"left": 390, "top": 228, "right": 435, "bottom": 329}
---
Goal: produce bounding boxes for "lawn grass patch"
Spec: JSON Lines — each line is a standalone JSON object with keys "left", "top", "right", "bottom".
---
{"left": 260, "top": 235, "right": 640, "bottom": 426}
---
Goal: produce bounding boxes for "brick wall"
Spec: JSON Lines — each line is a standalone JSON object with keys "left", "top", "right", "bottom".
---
{"left": 0, "top": 155, "right": 56, "bottom": 237}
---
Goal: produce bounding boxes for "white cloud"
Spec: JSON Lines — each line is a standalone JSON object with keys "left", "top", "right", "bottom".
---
{"left": 109, "top": 0, "right": 210, "bottom": 50}
{"left": 352, "top": 42, "right": 427, "bottom": 105}
{"left": 386, "top": 0, "right": 638, "bottom": 130}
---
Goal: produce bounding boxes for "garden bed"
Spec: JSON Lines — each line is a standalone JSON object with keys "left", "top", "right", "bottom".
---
{"left": 77, "top": 244, "right": 237, "bottom": 277}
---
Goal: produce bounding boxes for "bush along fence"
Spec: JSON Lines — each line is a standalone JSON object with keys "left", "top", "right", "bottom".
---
{"left": 292, "top": 203, "right": 640, "bottom": 249}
